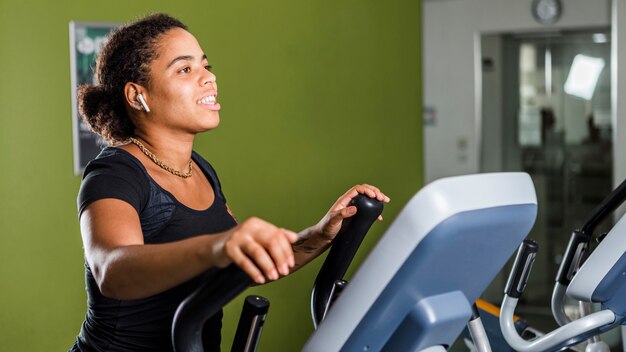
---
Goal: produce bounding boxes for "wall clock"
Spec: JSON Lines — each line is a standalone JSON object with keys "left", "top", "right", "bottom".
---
{"left": 532, "top": 0, "right": 562, "bottom": 25}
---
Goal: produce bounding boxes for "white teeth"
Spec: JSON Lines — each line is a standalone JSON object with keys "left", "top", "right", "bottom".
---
{"left": 198, "top": 95, "right": 217, "bottom": 105}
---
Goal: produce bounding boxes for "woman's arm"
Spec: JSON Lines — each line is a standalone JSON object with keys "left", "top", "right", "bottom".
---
{"left": 81, "top": 199, "right": 297, "bottom": 300}
{"left": 291, "top": 184, "right": 390, "bottom": 270}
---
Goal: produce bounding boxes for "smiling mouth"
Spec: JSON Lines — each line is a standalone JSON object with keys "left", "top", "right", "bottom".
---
{"left": 197, "top": 95, "right": 217, "bottom": 105}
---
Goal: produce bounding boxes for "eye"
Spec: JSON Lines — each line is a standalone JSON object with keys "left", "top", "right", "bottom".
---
{"left": 178, "top": 66, "right": 191, "bottom": 74}
{"left": 204, "top": 64, "right": 213, "bottom": 72}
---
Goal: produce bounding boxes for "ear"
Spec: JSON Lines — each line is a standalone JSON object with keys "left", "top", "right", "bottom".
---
{"left": 124, "top": 82, "right": 147, "bottom": 110}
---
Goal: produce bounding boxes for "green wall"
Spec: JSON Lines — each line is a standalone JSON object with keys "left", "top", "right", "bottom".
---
{"left": 0, "top": 0, "right": 422, "bottom": 350}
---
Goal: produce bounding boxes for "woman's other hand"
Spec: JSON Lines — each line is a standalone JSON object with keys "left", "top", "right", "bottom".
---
{"left": 314, "top": 184, "right": 390, "bottom": 241}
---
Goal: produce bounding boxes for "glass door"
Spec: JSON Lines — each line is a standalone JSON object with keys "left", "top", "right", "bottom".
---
{"left": 480, "top": 28, "right": 612, "bottom": 326}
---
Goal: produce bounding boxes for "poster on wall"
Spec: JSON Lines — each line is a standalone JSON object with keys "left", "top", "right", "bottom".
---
{"left": 69, "top": 21, "right": 119, "bottom": 176}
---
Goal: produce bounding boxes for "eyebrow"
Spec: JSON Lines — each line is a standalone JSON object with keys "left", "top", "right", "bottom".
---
{"left": 166, "top": 54, "right": 208, "bottom": 68}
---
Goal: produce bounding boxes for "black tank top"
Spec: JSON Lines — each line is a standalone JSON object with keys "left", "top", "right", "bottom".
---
{"left": 73, "top": 147, "right": 237, "bottom": 352}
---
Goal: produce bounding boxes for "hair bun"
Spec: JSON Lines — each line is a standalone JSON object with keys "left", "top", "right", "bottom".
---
{"left": 77, "top": 84, "right": 128, "bottom": 143}
{"left": 78, "top": 84, "right": 110, "bottom": 120}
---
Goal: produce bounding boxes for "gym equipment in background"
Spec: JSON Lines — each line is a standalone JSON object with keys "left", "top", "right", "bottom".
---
{"left": 500, "top": 179, "right": 626, "bottom": 352}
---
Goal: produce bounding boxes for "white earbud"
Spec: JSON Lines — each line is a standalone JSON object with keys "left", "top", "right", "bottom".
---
{"left": 137, "top": 93, "right": 151, "bottom": 113}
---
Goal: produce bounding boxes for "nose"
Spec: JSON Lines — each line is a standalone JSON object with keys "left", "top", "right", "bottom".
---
{"left": 202, "top": 71, "right": 217, "bottom": 87}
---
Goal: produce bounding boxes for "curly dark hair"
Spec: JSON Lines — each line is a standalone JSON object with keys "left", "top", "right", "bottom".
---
{"left": 77, "top": 13, "right": 187, "bottom": 144}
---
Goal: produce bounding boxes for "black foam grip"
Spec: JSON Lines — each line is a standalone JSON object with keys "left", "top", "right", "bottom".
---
{"left": 555, "top": 230, "right": 590, "bottom": 285}
{"left": 311, "top": 194, "right": 384, "bottom": 327}
{"left": 505, "top": 239, "right": 539, "bottom": 298}
{"left": 172, "top": 265, "right": 252, "bottom": 352}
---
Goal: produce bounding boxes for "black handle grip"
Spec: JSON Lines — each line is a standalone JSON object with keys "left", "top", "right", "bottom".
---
{"left": 172, "top": 265, "right": 252, "bottom": 352}
{"left": 311, "top": 194, "right": 384, "bottom": 327}
{"left": 231, "top": 295, "right": 269, "bottom": 352}
{"left": 505, "top": 239, "right": 539, "bottom": 298}
{"left": 555, "top": 230, "right": 591, "bottom": 285}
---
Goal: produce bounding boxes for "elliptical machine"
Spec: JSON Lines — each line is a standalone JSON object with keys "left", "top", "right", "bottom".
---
{"left": 171, "top": 194, "right": 384, "bottom": 352}
{"left": 500, "top": 179, "right": 626, "bottom": 351}
{"left": 171, "top": 172, "right": 539, "bottom": 352}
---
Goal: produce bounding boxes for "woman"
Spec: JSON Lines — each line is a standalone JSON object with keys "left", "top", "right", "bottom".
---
{"left": 70, "top": 13, "right": 389, "bottom": 352}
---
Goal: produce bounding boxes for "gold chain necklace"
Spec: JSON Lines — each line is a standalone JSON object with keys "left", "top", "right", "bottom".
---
{"left": 129, "top": 137, "right": 193, "bottom": 178}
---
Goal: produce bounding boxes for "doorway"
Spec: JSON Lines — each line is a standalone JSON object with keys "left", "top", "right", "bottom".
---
{"left": 479, "top": 28, "right": 612, "bottom": 324}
